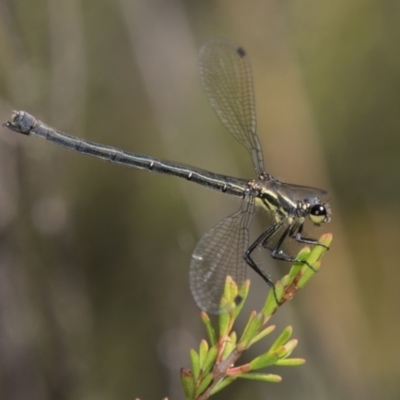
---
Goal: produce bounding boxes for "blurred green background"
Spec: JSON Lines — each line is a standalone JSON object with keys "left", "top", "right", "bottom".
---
{"left": 0, "top": 0, "right": 399, "bottom": 399}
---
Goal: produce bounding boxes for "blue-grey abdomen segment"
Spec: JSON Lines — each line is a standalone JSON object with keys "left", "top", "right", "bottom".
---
{"left": 5, "top": 111, "right": 249, "bottom": 198}
{"left": 8, "top": 111, "right": 36, "bottom": 134}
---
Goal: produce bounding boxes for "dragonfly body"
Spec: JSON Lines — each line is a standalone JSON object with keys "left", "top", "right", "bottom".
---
{"left": 6, "top": 110, "right": 250, "bottom": 199}
{"left": 3, "top": 40, "right": 330, "bottom": 313}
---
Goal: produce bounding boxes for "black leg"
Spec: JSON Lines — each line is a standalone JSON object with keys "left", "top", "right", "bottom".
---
{"left": 265, "top": 224, "right": 317, "bottom": 272}
{"left": 244, "top": 221, "right": 323, "bottom": 302}
{"left": 243, "top": 222, "right": 280, "bottom": 288}
{"left": 259, "top": 222, "right": 318, "bottom": 274}
{"left": 290, "top": 223, "right": 329, "bottom": 249}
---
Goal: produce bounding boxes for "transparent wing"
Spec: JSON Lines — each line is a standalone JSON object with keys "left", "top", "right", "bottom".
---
{"left": 276, "top": 181, "right": 328, "bottom": 200}
{"left": 199, "top": 39, "right": 265, "bottom": 176}
{"left": 189, "top": 196, "right": 255, "bottom": 313}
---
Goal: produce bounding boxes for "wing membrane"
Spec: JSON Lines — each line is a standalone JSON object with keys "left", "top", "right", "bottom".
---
{"left": 199, "top": 39, "right": 265, "bottom": 175}
{"left": 189, "top": 196, "right": 255, "bottom": 313}
{"left": 276, "top": 181, "right": 328, "bottom": 199}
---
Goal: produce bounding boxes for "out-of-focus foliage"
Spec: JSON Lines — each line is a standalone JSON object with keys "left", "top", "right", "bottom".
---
{"left": 0, "top": 1, "right": 399, "bottom": 400}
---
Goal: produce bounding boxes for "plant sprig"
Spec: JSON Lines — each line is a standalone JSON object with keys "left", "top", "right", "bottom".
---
{"left": 181, "top": 233, "right": 332, "bottom": 400}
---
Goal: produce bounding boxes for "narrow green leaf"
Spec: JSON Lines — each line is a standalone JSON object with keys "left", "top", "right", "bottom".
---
{"left": 222, "top": 275, "right": 238, "bottom": 305}
{"left": 221, "top": 335, "right": 235, "bottom": 361}
{"left": 190, "top": 349, "right": 200, "bottom": 381}
{"left": 202, "top": 345, "right": 218, "bottom": 375}
{"left": 240, "top": 311, "right": 256, "bottom": 336}
{"left": 180, "top": 368, "right": 195, "bottom": 399}
{"left": 219, "top": 276, "right": 238, "bottom": 336}
{"left": 199, "top": 340, "right": 209, "bottom": 370}
{"left": 232, "top": 279, "right": 250, "bottom": 319}
{"left": 228, "top": 275, "right": 239, "bottom": 300}
{"left": 201, "top": 312, "right": 217, "bottom": 346}
{"left": 287, "top": 247, "right": 310, "bottom": 283}
{"left": 229, "top": 331, "right": 237, "bottom": 346}
{"left": 309, "top": 233, "right": 332, "bottom": 264}
{"left": 237, "top": 311, "right": 256, "bottom": 349}
{"left": 248, "top": 325, "right": 276, "bottom": 346}
{"left": 297, "top": 235, "right": 331, "bottom": 288}
{"left": 275, "top": 358, "right": 305, "bottom": 366}
{"left": 248, "top": 350, "right": 280, "bottom": 370}
{"left": 297, "top": 260, "right": 320, "bottom": 288}
{"left": 238, "top": 311, "right": 264, "bottom": 349}
{"left": 278, "top": 274, "right": 290, "bottom": 287}
{"left": 194, "top": 373, "right": 213, "bottom": 397}
{"left": 262, "top": 280, "right": 283, "bottom": 316}
{"left": 237, "top": 373, "right": 282, "bottom": 383}
{"left": 281, "top": 339, "right": 298, "bottom": 358}
{"left": 270, "top": 326, "right": 292, "bottom": 351}
{"left": 296, "top": 234, "right": 331, "bottom": 286}
{"left": 218, "top": 305, "right": 231, "bottom": 338}
{"left": 209, "top": 377, "right": 237, "bottom": 395}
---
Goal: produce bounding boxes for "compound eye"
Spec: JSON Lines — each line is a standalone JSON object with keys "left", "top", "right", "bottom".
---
{"left": 309, "top": 204, "right": 327, "bottom": 224}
